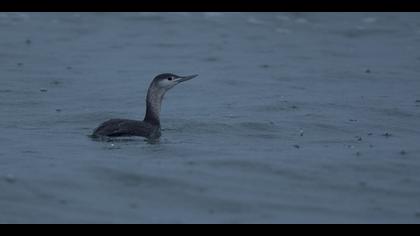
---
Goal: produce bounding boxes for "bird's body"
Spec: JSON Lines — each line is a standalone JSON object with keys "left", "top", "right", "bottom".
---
{"left": 91, "top": 73, "right": 197, "bottom": 139}
{"left": 92, "top": 119, "right": 161, "bottom": 139}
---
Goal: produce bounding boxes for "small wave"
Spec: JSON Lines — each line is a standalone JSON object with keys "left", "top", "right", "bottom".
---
{"left": 203, "top": 12, "right": 224, "bottom": 18}
{"left": 362, "top": 17, "right": 377, "bottom": 24}
{"left": 247, "top": 17, "right": 266, "bottom": 25}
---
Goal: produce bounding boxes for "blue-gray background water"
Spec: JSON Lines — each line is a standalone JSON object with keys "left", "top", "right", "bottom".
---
{"left": 1, "top": 12, "right": 420, "bottom": 223}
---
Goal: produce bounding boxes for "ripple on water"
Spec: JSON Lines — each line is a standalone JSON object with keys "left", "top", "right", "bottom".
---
{"left": 237, "top": 122, "right": 279, "bottom": 132}
{"left": 91, "top": 166, "right": 199, "bottom": 191}
{"left": 121, "top": 13, "right": 164, "bottom": 22}
{"left": 163, "top": 119, "right": 286, "bottom": 143}
{"left": 256, "top": 102, "right": 303, "bottom": 113}
{"left": 333, "top": 28, "right": 398, "bottom": 39}
{"left": 202, "top": 57, "right": 220, "bottom": 62}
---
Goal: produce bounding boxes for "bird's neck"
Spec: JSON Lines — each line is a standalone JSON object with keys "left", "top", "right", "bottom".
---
{"left": 144, "top": 86, "right": 164, "bottom": 126}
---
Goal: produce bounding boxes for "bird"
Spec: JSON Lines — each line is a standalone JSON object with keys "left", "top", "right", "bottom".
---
{"left": 91, "top": 73, "right": 197, "bottom": 140}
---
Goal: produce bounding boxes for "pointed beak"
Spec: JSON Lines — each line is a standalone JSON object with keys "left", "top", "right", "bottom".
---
{"left": 177, "top": 74, "right": 198, "bottom": 82}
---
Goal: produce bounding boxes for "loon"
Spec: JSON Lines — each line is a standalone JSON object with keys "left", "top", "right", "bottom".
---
{"left": 91, "top": 73, "right": 197, "bottom": 139}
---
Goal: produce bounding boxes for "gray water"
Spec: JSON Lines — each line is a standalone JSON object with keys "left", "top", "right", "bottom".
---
{"left": 1, "top": 12, "right": 420, "bottom": 223}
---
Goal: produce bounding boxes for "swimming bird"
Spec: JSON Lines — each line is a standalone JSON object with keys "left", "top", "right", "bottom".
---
{"left": 91, "top": 73, "right": 197, "bottom": 139}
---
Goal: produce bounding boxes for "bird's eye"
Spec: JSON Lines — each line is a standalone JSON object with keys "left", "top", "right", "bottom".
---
{"left": 168, "top": 77, "right": 173, "bottom": 81}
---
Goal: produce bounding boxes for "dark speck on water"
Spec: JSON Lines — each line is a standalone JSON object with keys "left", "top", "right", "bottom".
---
{"left": 25, "top": 39, "right": 32, "bottom": 45}
{"left": 204, "top": 57, "right": 219, "bottom": 62}
{"left": 17, "top": 62, "right": 24, "bottom": 67}
{"left": 293, "top": 145, "right": 300, "bottom": 149}
{"left": 260, "top": 64, "right": 270, "bottom": 68}
{"left": 383, "top": 133, "right": 393, "bottom": 138}
{"left": 40, "top": 88, "right": 48, "bottom": 93}
{"left": 59, "top": 199, "right": 68, "bottom": 205}
{"left": 4, "top": 175, "right": 16, "bottom": 184}
{"left": 50, "top": 80, "right": 61, "bottom": 86}
{"left": 358, "top": 181, "right": 367, "bottom": 187}
{"left": 365, "top": 69, "right": 371, "bottom": 74}
{"left": 355, "top": 136, "right": 363, "bottom": 141}
{"left": 400, "top": 150, "right": 407, "bottom": 155}
{"left": 186, "top": 161, "right": 196, "bottom": 166}
{"left": 129, "top": 203, "right": 139, "bottom": 209}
